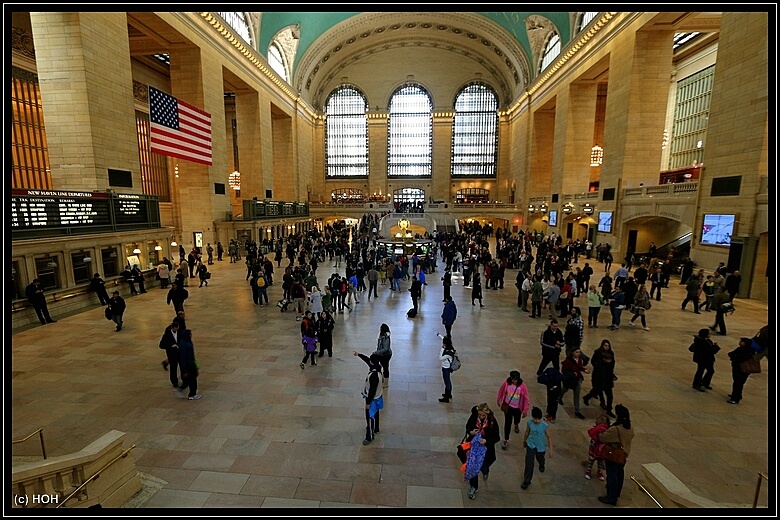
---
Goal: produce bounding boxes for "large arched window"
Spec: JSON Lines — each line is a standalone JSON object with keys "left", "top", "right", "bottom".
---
{"left": 451, "top": 83, "right": 498, "bottom": 178}
{"left": 387, "top": 84, "right": 432, "bottom": 178}
{"left": 216, "top": 12, "right": 252, "bottom": 47}
{"left": 325, "top": 86, "right": 369, "bottom": 178}
{"left": 539, "top": 32, "right": 561, "bottom": 73}
{"left": 268, "top": 43, "right": 287, "bottom": 82}
{"left": 576, "top": 12, "right": 599, "bottom": 33}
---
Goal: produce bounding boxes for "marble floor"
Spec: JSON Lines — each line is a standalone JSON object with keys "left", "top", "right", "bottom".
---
{"left": 10, "top": 253, "right": 771, "bottom": 510}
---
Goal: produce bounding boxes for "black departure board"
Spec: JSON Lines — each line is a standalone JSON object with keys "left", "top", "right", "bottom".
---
{"left": 113, "top": 194, "right": 148, "bottom": 225}
{"left": 11, "top": 189, "right": 112, "bottom": 229}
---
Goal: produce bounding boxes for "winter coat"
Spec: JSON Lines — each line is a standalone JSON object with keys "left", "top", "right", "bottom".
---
{"left": 690, "top": 334, "right": 720, "bottom": 364}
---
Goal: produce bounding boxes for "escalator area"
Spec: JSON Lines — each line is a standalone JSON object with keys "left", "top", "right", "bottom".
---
{"left": 635, "top": 232, "right": 692, "bottom": 270}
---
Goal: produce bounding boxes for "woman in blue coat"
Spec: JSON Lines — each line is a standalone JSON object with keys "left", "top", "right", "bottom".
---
{"left": 176, "top": 329, "right": 202, "bottom": 400}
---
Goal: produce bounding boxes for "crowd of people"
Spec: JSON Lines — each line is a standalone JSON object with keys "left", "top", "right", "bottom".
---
{"left": 23, "top": 214, "right": 768, "bottom": 508}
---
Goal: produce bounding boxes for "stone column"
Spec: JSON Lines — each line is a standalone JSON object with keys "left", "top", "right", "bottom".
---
{"left": 601, "top": 27, "right": 674, "bottom": 189}
{"left": 235, "top": 91, "right": 265, "bottom": 200}
{"left": 432, "top": 113, "right": 453, "bottom": 202}
{"left": 558, "top": 83, "right": 598, "bottom": 194}
{"left": 367, "top": 112, "right": 388, "bottom": 201}
{"left": 168, "top": 45, "right": 229, "bottom": 248}
{"left": 30, "top": 12, "right": 140, "bottom": 191}
{"left": 529, "top": 109, "right": 555, "bottom": 196}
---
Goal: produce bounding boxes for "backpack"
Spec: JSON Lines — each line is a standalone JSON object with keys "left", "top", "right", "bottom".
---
{"left": 257, "top": 276, "right": 266, "bottom": 288}
{"left": 564, "top": 322, "right": 580, "bottom": 346}
{"left": 449, "top": 352, "right": 462, "bottom": 372}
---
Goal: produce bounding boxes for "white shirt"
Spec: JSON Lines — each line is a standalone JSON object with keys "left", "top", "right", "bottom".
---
{"left": 439, "top": 348, "right": 453, "bottom": 369}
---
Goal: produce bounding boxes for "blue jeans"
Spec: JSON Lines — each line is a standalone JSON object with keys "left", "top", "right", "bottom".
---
{"left": 610, "top": 307, "right": 623, "bottom": 327}
{"left": 112, "top": 313, "right": 123, "bottom": 330}
{"left": 442, "top": 367, "right": 452, "bottom": 397}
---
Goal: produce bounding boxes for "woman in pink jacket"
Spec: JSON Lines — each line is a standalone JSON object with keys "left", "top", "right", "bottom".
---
{"left": 497, "top": 370, "right": 530, "bottom": 450}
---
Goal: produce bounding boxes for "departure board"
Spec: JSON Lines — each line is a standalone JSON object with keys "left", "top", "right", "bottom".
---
{"left": 11, "top": 189, "right": 112, "bottom": 229}
{"left": 113, "top": 194, "right": 148, "bottom": 225}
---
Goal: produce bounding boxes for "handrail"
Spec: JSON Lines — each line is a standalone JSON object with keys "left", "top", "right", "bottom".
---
{"left": 630, "top": 475, "right": 663, "bottom": 508}
{"left": 11, "top": 427, "right": 47, "bottom": 460}
{"left": 55, "top": 444, "right": 136, "bottom": 509}
{"left": 753, "top": 471, "right": 768, "bottom": 508}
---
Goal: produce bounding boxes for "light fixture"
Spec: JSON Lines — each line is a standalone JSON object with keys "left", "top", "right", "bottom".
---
{"left": 171, "top": 239, "right": 178, "bottom": 247}
{"left": 46, "top": 258, "right": 57, "bottom": 268}
{"left": 539, "top": 204, "right": 548, "bottom": 214}
{"left": 109, "top": 250, "right": 117, "bottom": 258}
{"left": 590, "top": 145, "right": 604, "bottom": 167}
{"left": 83, "top": 253, "right": 93, "bottom": 263}
{"left": 228, "top": 170, "right": 241, "bottom": 190}
{"left": 132, "top": 244, "right": 141, "bottom": 254}
{"left": 582, "top": 203, "right": 595, "bottom": 215}
{"left": 562, "top": 203, "right": 574, "bottom": 214}
{"left": 154, "top": 243, "right": 163, "bottom": 251}
{"left": 528, "top": 204, "right": 535, "bottom": 212}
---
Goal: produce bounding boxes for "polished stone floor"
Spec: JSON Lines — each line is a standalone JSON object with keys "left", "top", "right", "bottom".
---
{"left": 10, "top": 252, "right": 770, "bottom": 510}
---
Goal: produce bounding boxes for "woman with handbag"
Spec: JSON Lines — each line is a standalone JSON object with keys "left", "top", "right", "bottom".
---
{"left": 597, "top": 404, "right": 634, "bottom": 505}
{"left": 463, "top": 403, "right": 501, "bottom": 500}
{"left": 690, "top": 328, "right": 721, "bottom": 392}
{"left": 628, "top": 284, "right": 651, "bottom": 330}
{"left": 496, "top": 371, "right": 530, "bottom": 450}
{"left": 727, "top": 337, "right": 760, "bottom": 404}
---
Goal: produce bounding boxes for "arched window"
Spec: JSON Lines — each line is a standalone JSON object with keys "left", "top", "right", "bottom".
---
{"left": 455, "top": 188, "right": 490, "bottom": 204}
{"left": 268, "top": 42, "right": 288, "bottom": 82}
{"left": 576, "top": 12, "right": 599, "bottom": 33}
{"left": 216, "top": 12, "right": 252, "bottom": 47}
{"left": 325, "top": 86, "right": 369, "bottom": 178}
{"left": 451, "top": 83, "right": 498, "bottom": 178}
{"left": 387, "top": 84, "right": 432, "bottom": 178}
{"left": 539, "top": 32, "right": 561, "bottom": 73}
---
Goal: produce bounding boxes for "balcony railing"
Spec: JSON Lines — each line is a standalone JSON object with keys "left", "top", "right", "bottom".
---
{"left": 623, "top": 182, "right": 698, "bottom": 198}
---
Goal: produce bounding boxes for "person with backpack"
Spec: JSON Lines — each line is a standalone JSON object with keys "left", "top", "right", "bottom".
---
{"left": 291, "top": 280, "right": 307, "bottom": 320}
{"left": 374, "top": 323, "right": 393, "bottom": 380}
{"left": 438, "top": 334, "right": 457, "bottom": 403}
{"left": 564, "top": 307, "right": 584, "bottom": 353}
{"left": 353, "top": 350, "right": 384, "bottom": 445}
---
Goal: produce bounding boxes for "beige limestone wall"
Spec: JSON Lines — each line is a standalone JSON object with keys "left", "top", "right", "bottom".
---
{"left": 31, "top": 12, "right": 141, "bottom": 192}
{"left": 236, "top": 92, "right": 266, "bottom": 201}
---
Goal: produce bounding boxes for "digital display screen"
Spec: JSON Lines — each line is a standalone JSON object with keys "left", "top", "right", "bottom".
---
{"left": 701, "top": 214, "right": 735, "bottom": 246}
{"left": 113, "top": 194, "right": 148, "bottom": 224}
{"left": 11, "top": 189, "right": 111, "bottom": 229}
{"left": 548, "top": 210, "right": 557, "bottom": 227}
{"left": 598, "top": 211, "right": 613, "bottom": 233}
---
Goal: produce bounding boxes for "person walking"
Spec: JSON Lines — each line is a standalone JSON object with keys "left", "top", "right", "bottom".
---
{"left": 471, "top": 273, "right": 484, "bottom": 307}
{"left": 587, "top": 285, "right": 605, "bottom": 328}
{"left": 317, "top": 310, "right": 335, "bottom": 358}
{"left": 709, "top": 287, "right": 732, "bottom": 335}
{"left": 727, "top": 337, "right": 760, "bottom": 404}
{"left": 681, "top": 276, "right": 701, "bottom": 313}
{"left": 309, "top": 286, "right": 324, "bottom": 317}
{"left": 166, "top": 282, "right": 189, "bottom": 316}
{"left": 497, "top": 370, "right": 530, "bottom": 450}
{"left": 607, "top": 286, "right": 625, "bottom": 331}
{"left": 106, "top": 290, "right": 126, "bottom": 332}
{"left": 689, "top": 327, "right": 720, "bottom": 392}
{"left": 699, "top": 275, "right": 717, "bottom": 312}
{"left": 441, "top": 296, "right": 457, "bottom": 337}
{"left": 156, "top": 262, "right": 170, "bottom": 290}
{"left": 354, "top": 351, "right": 384, "bottom": 445}
{"left": 197, "top": 262, "right": 210, "bottom": 287}
{"left": 597, "top": 404, "right": 634, "bottom": 506}
{"left": 464, "top": 403, "right": 501, "bottom": 499}
{"left": 560, "top": 348, "right": 589, "bottom": 420}
{"left": 536, "top": 318, "right": 564, "bottom": 375}
{"left": 582, "top": 340, "right": 616, "bottom": 417}
{"left": 438, "top": 334, "right": 456, "bottom": 402}
{"left": 374, "top": 323, "right": 393, "bottom": 381}
{"left": 520, "top": 406, "right": 553, "bottom": 490}
{"left": 584, "top": 413, "right": 610, "bottom": 481}
{"left": 159, "top": 318, "right": 183, "bottom": 389}
{"left": 520, "top": 272, "right": 532, "bottom": 312}
{"left": 441, "top": 267, "right": 452, "bottom": 302}
{"left": 529, "top": 274, "right": 544, "bottom": 318}
{"left": 409, "top": 275, "right": 422, "bottom": 314}
{"left": 628, "top": 284, "right": 652, "bottom": 330}
{"left": 175, "top": 328, "right": 202, "bottom": 400}
{"left": 89, "top": 273, "right": 111, "bottom": 305}
{"left": 367, "top": 264, "right": 379, "bottom": 300}
{"left": 724, "top": 269, "right": 742, "bottom": 301}
{"left": 649, "top": 266, "right": 664, "bottom": 301}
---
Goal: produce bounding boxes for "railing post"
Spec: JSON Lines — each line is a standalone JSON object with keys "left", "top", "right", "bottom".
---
{"left": 753, "top": 471, "right": 767, "bottom": 508}
{"left": 39, "top": 429, "right": 47, "bottom": 460}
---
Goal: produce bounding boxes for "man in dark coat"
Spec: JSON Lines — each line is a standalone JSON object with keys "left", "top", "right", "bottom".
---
{"left": 89, "top": 273, "right": 110, "bottom": 305}
{"left": 724, "top": 270, "right": 742, "bottom": 301}
{"left": 166, "top": 282, "right": 189, "bottom": 315}
{"left": 107, "top": 290, "right": 126, "bottom": 332}
{"left": 25, "top": 278, "right": 56, "bottom": 325}
{"left": 690, "top": 328, "right": 720, "bottom": 391}
{"left": 441, "top": 296, "right": 458, "bottom": 337}
{"left": 159, "top": 318, "right": 184, "bottom": 388}
{"left": 409, "top": 275, "right": 422, "bottom": 314}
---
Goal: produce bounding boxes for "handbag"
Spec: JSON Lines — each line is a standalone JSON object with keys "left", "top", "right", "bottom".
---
{"left": 601, "top": 427, "right": 627, "bottom": 465}
{"left": 456, "top": 433, "right": 470, "bottom": 464}
{"left": 104, "top": 306, "right": 112, "bottom": 320}
{"left": 500, "top": 384, "right": 519, "bottom": 413}
{"left": 740, "top": 358, "right": 761, "bottom": 374}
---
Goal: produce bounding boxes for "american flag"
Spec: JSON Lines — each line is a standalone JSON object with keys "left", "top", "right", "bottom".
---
{"left": 149, "top": 86, "right": 212, "bottom": 166}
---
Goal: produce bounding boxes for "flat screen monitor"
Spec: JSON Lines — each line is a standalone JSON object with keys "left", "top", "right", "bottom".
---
{"left": 548, "top": 210, "right": 557, "bottom": 227}
{"left": 701, "top": 214, "right": 735, "bottom": 246}
{"left": 598, "top": 211, "right": 613, "bottom": 233}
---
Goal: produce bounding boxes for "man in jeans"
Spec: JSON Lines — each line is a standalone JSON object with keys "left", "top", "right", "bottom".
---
{"left": 537, "top": 319, "right": 564, "bottom": 375}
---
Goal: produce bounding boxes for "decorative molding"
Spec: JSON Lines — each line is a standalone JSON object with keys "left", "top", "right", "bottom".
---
{"left": 12, "top": 27, "right": 36, "bottom": 59}
{"left": 12, "top": 66, "right": 38, "bottom": 84}
{"left": 132, "top": 80, "right": 149, "bottom": 103}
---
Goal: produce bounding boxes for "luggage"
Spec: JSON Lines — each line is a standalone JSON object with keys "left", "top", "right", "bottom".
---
{"left": 277, "top": 298, "right": 290, "bottom": 312}
{"left": 406, "top": 308, "right": 417, "bottom": 318}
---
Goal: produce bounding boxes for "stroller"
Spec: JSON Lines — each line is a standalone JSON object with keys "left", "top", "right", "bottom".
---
{"left": 277, "top": 298, "right": 290, "bottom": 312}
